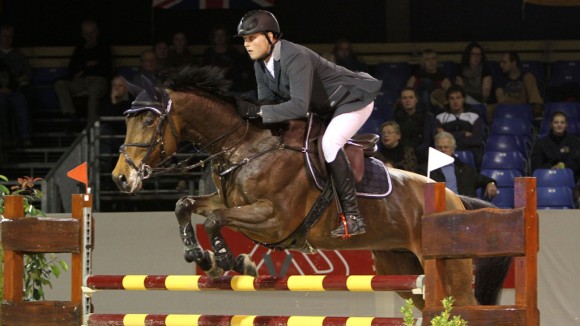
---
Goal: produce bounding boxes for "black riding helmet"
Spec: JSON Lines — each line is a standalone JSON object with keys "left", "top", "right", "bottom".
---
{"left": 236, "top": 10, "right": 281, "bottom": 61}
{"left": 236, "top": 10, "right": 280, "bottom": 37}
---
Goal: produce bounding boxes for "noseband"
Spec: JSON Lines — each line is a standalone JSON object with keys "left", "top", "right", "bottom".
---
{"left": 120, "top": 99, "right": 179, "bottom": 180}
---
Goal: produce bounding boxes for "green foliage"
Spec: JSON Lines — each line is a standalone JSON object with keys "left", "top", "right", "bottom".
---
{"left": 401, "top": 297, "right": 468, "bottom": 326}
{"left": 0, "top": 174, "right": 68, "bottom": 301}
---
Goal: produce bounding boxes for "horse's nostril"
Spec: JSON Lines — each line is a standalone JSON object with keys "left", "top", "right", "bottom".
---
{"left": 118, "top": 174, "right": 127, "bottom": 185}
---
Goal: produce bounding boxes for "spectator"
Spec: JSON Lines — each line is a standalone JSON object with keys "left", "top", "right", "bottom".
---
{"left": 100, "top": 75, "right": 133, "bottom": 116}
{"left": 406, "top": 49, "right": 452, "bottom": 113}
{"left": 455, "top": 42, "right": 492, "bottom": 105}
{"left": 166, "top": 32, "right": 196, "bottom": 68}
{"left": 531, "top": 111, "right": 580, "bottom": 182}
{"left": 494, "top": 51, "right": 544, "bottom": 120}
{"left": 54, "top": 20, "right": 111, "bottom": 127}
{"left": 393, "top": 87, "right": 435, "bottom": 164}
{"left": 376, "top": 121, "right": 418, "bottom": 171}
{"left": 0, "top": 23, "right": 32, "bottom": 148}
{"left": 332, "top": 38, "right": 368, "bottom": 73}
{"left": 418, "top": 131, "right": 497, "bottom": 199}
{"left": 202, "top": 24, "right": 254, "bottom": 94}
{"left": 0, "top": 24, "right": 33, "bottom": 103}
{"left": 0, "top": 58, "right": 32, "bottom": 147}
{"left": 154, "top": 41, "right": 169, "bottom": 70}
{"left": 131, "top": 49, "right": 160, "bottom": 88}
{"left": 435, "top": 85, "right": 485, "bottom": 167}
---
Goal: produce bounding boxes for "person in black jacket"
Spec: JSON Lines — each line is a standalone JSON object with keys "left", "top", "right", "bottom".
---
{"left": 531, "top": 111, "right": 580, "bottom": 182}
{"left": 234, "top": 10, "right": 381, "bottom": 238}
{"left": 418, "top": 131, "right": 497, "bottom": 198}
{"left": 54, "top": 20, "right": 111, "bottom": 126}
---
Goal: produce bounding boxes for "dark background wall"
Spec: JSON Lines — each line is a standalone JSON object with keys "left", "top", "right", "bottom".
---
{"left": 1, "top": 0, "right": 579, "bottom": 47}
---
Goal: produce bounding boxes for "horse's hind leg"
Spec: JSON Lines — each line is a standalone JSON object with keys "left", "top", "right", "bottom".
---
{"left": 175, "top": 196, "right": 217, "bottom": 274}
{"left": 372, "top": 250, "right": 425, "bottom": 310}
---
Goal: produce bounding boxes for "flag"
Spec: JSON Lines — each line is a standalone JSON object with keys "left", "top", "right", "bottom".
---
{"left": 67, "top": 162, "right": 89, "bottom": 193}
{"left": 153, "top": 0, "right": 274, "bottom": 9}
{"left": 427, "top": 147, "right": 454, "bottom": 180}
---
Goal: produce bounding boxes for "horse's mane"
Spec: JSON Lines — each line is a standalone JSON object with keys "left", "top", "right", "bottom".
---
{"left": 165, "top": 65, "right": 233, "bottom": 100}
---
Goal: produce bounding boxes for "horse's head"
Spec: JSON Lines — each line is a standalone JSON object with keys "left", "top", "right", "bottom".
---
{"left": 112, "top": 76, "right": 178, "bottom": 193}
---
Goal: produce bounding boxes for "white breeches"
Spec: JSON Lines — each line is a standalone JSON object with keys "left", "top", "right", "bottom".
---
{"left": 322, "top": 101, "right": 374, "bottom": 162}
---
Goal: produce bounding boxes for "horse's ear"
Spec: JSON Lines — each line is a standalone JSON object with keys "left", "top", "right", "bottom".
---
{"left": 140, "top": 74, "right": 159, "bottom": 101}
{"left": 123, "top": 77, "right": 143, "bottom": 97}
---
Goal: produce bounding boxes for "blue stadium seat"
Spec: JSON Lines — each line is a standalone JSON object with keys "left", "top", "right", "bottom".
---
{"left": 532, "top": 168, "right": 576, "bottom": 189}
{"left": 550, "top": 61, "right": 580, "bottom": 88}
{"left": 373, "top": 62, "right": 412, "bottom": 92}
{"left": 486, "top": 61, "right": 502, "bottom": 82}
{"left": 536, "top": 186, "right": 575, "bottom": 209}
{"left": 31, "top": 67, "right": 68, "bottom": 85}
{"left": 358, "top": 117, "right": 382, "bottom": 136}
{"left": 481, "top": 169, "right": 523, "bottom": 187}
{"left": 544, "top": 102, "right": 580, "bottom": 119}
{"left": 485, "top": 134, "right": 530, "bottom": 157}
{"left": 371, "top": 89, "right": 397, "bottom": 122}
{"left": 31, "top": 67, "right": 69, "bottom": 112}
{"left": 494, "top": 103, "right": 534, "bottom": 122}
{"left": 437, "top": 61, "right": 457, "bottom": 80}
{"left": 481, "top": 151, "right": 527, "bottom": 174}
{"left": 491, "top": 118, "right": 534, "bottom": 140}
{"left": 116, "top": 66, "right": 140, "bottom": 81}
{"left": 454, "top": 150, "right": 475, "bottom": 167}
{"left": 490, "top": 187, "right": 514, "bottom": 208}
{"left": 469, "top": 103, "right": 488, "bottom": 126}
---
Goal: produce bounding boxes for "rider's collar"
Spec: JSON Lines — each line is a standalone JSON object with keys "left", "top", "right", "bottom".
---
{"left": 271, "top": 40, "right": 281, "bottom": 61}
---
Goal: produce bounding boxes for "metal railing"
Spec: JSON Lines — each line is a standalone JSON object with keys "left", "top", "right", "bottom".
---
{"left": 41, "top": 117, "right": 211, "bottom": 213}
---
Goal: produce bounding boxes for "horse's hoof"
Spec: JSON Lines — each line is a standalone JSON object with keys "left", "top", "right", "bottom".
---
{"left": 214, "top": 251, "right": 235, "bottom": 271}
{"left": 183, "top": 247, "right": 203, "bottom": 263}
{"left": 234, "top": 254, "right": 258, "bottom": 276}
{"left": 205, "top": 251, "right": 224, "bottom": 279}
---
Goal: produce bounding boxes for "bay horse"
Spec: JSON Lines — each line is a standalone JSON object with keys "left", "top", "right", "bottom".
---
{"left": 112, "top": 66, "right": 510, "bottom": 310}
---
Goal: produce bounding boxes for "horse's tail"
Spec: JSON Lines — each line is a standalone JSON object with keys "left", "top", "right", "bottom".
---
{"left": 459, "top": 195, "right": 513, "bottom": 305}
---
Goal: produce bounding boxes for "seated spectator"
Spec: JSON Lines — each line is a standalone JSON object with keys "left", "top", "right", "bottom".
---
{"left": 0, "top": 58, "right": 31, "bottom": 147}
{"left": 131, "top": 49, "right": 160, "bottom": 88}
{"left": 0, "top": 24, "right": 33, "bottom": 104}
{"left": 154, "top": 40, "right": 169, "bottom": 70}
{"left": 531, "top": 111, "right": 580, "bottom": 183}
{"left": 54, "top": 20, "right": 111, "bottom": 127}
{"left": 376, "top": 121, "right": 418, "bottom": 171}
{"left": 494, "top": 51, "right": 544, "bottom": 120}
{"left": 418, "top": 131, "right": 497, "bottom": 199}
{"left": 435, "top": 85, "right": 485, "bottom": 167}
{"left": 166, "top": 32, "right": 196, "bottom": 68}
{"left": 392, "top": 87, "right": 435, "bottom": 164}
{"left": 455, "top": 42, "right": 492, "bottom": 105}
{"left": 332, "top": 38, "right": 368, "bottom": 73}
{"left": 100, "top": 75, "right": 134, "bottom": 116}
{"left": 202, "top": 24, "right": 254, "bottom": 94}
{"left": 406, "top": 49, "right": 452, "bottom": 113}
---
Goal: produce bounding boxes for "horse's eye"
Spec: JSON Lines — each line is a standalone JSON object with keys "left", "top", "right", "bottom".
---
{"left": 144, "top": 117, "right": 155, "bottom": 127}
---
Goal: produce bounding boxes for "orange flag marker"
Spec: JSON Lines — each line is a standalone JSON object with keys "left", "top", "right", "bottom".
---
{"left": 67, "top": 162, "right": 88, "bottom": 193}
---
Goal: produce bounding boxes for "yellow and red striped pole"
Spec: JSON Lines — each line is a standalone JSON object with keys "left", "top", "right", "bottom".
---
{"left": 87, "top": 314, "right": 419, "bottom": 326}
{"left": 85, "top": 274, "right": 423, "bottom": 292}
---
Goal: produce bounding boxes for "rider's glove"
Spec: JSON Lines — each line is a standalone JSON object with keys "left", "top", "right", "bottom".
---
{"left": 236, "top": 98, "right": 262, "bottom": 119}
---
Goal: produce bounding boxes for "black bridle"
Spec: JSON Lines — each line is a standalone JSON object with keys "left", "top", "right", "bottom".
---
{"left": 119, "top": 99, "right": 179, "bottom": 180}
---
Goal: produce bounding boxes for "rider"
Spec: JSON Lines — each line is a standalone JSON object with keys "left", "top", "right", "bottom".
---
{"left": 235, "top": 10, "right": 382, "bottom": 238}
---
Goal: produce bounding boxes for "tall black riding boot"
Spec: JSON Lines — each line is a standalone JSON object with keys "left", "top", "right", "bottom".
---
{"left": 329, "top": 148, "right": 366, "bottom": 238}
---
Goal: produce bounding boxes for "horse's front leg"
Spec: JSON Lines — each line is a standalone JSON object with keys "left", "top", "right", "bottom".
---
{"left": 175, "top": 193, "right": 224, "bottom": 272}
{"left": 204, "top": 200, "right": 274, "bottom": 276}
